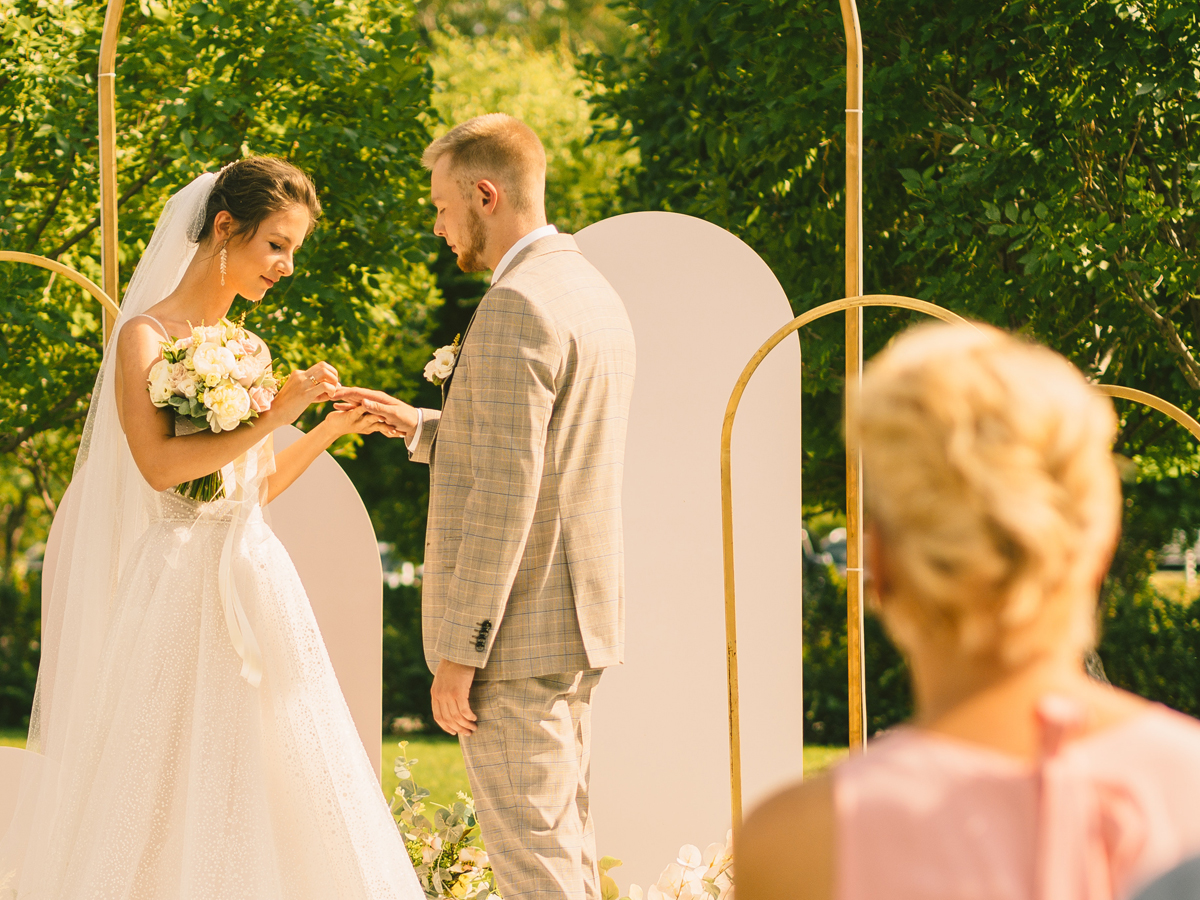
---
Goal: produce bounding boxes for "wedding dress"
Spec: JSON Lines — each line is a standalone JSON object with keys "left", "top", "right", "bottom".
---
{"left": 0, "top": 174, "right": 424, "bottom": 899}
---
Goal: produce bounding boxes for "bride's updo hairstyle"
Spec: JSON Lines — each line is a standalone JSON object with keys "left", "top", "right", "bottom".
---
{"left": 193, "top": 156, "right": 321, "bottom": 245}
{"left": 858, "top": 323, "right": 1121, "bottom": 666}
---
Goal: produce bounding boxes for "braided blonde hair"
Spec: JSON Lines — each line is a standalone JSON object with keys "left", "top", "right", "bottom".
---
{"left": 859, "top": 323, "right": 1120, "bottom": 665}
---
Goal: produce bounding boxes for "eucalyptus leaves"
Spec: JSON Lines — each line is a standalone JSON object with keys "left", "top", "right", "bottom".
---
{"left": 389, "top": 744, "right": 735, "bottom": 900}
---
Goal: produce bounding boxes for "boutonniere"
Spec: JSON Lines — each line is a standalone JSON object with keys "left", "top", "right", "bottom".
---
{"left": 424, "top": 334, "right": 461, "bottom": 386}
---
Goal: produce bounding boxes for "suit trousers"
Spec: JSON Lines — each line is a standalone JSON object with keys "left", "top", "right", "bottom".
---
{"left": 460, "top": 669, "right": 604, "bottom": 900}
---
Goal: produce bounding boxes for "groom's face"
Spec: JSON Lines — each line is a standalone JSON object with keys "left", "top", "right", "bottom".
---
{"left": 430, "top": 156, "right": 489, "bottom": 274}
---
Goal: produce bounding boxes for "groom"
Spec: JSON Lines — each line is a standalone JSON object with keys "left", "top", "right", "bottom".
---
{"left": 336, "top": 114, "right": 636, "bottom": 900}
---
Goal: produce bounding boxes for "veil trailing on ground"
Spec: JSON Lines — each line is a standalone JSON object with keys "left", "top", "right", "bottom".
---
{"left": 0, "top": 173, "right": 217, "bottom": 887}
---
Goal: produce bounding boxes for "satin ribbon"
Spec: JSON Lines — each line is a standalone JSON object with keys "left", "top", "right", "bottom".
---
{"left": 216, "top": 460, "right": 264, "bottom": 688}
{"left": 1034, "top": 695, "right": 1147, "bottom": 900}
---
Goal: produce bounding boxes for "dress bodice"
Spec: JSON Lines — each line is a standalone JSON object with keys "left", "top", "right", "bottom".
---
{"left": 141, "top": 433, "right": 274, "bottom": 525}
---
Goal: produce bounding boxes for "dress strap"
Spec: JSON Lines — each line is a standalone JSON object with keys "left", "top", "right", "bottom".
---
{"left": 129, "top": 313, "right": 173, "bottom": 342}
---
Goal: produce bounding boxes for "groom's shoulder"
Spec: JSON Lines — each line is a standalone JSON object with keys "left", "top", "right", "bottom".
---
{"left": 498, "top": 234, "right": 617, "bottom": 302}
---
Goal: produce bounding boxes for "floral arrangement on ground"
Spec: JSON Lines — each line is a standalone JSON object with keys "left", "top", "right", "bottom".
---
{"left": 389, "top": 743, "right": 735, "bottom": 900}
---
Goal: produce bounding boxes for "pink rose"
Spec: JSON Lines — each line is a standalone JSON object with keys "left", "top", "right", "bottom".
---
{"left": 248, "top": 386, "right": 274, "bottom": 413}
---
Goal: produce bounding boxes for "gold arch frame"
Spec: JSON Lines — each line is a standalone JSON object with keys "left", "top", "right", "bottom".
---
{"left": 0, "top": 251, "right": 119, "bottom": 320}
{"left": 719, "top": 0, "right": 1200, "bottom": 842}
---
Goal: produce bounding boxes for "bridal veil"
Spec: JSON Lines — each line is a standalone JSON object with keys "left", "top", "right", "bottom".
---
{"left": 0, "top": 173, "right": 217, "bottom": 887}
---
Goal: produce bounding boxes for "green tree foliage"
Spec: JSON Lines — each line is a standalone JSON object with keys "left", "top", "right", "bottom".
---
{"left": 2, "top": 0, "right": 440, "bottom": 444}
{"left": 415, "top": 0, "right": 625, "bottom": 53}
{"left": 429, "top": 29, "right": 634, "bottom": 233}
{"left": 0, "top": 0, "right": 441, "bottom": 725}
{"left": 1099, "top": 583, "right": 1200, "bottom": 716}
{"left": 382, "top": 584, "right": 435, "bottom": 728}
{"left": 589, "top": 0, "right": 1200, "bottom": 730}
{"left": 587, "top": 0, "right": 1200, "bottom": 494}
{"left": 802, "top": 554, "right": 910, "bottom": 744}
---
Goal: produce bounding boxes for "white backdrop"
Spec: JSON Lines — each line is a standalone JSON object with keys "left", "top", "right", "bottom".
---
{"left": 576, "top": 212, "right": 805, "bottom": 890}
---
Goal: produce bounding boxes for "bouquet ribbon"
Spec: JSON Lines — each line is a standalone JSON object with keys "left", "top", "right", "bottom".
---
{"left": 216, "top": 462, "right": 264, "bottom": 688}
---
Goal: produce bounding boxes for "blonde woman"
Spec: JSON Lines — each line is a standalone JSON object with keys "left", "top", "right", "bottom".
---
{"left": 739, "top": 324, "right": 1200, "bottom": 900}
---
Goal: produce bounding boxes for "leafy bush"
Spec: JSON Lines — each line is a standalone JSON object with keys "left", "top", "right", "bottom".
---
{"left": 804, "top": 465, "right": 1200, "bottom": 744}
{"left": 587, "top": 0, "right": 1200, "bottom": 507}
{"left": 383, "top": 584, "right": 436, "bottom": 732}
{"left": 802, "top": 554, "right": 911, "bottom": 744}
{"left": 1099, "top": 583, "right": 1200, "bottom": 716}
{"left": 0, "top": 577, "right": 39, "bottom": 728}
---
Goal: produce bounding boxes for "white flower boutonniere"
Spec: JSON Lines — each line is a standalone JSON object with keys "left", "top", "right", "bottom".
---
{"left": 424, "top": 334, "right": 460, "bottom": 386}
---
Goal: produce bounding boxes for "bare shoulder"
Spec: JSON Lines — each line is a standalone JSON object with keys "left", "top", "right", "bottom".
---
{"left": 116, "top": 316, "right": 169, "bottom": 367}
{"left": 738, "top": 774, "right": 836, "bottom": 900}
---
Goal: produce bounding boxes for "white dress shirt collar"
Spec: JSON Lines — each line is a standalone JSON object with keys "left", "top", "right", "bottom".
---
{"left": 491, "top": 224, "right": 559, "bottom": 285}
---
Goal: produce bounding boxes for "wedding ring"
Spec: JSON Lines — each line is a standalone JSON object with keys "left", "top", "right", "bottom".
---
{"left": 309, "top": 375, "right": 318, "bottom": 385}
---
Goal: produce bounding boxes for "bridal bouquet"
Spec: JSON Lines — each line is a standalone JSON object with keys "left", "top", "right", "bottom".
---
{"left": 147, "top": 315, "right": 279, "bottom": 501}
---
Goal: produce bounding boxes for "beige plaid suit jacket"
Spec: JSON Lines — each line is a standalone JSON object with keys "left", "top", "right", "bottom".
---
{"left": 410, "top": 233, "right": 636, "bottom": 681}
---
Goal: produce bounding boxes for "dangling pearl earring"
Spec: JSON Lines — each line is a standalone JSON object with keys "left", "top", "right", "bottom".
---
{"left": 220, "top": 246, "right": 228, "bottom": 286}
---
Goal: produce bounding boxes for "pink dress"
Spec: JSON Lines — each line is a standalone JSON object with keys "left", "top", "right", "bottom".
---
{"left": 834, "top": 700, "right": 1200, "bottom": 900}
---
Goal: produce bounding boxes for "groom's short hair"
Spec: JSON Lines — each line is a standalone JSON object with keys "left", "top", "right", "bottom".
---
{"left": 422, "top": 114, "right": 546, "bottom": 215}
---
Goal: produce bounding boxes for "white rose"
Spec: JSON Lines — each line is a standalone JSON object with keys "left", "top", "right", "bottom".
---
{"left": 192, "top": 342, "right": 237, "bottom": 379}
{"left": 423, "top": 344, "right": 458, "bottom": 384}
{"left": 203, "top": 381, "right": 251, "bottom": 432}
{"left": 171, "top": 362, "right": 198, "bottom": 398}
{"left": 147, "top": 359, "right": 174, "bottom": 406}
{"left": 232, "top": 352, "right": 266, "bottom": 388}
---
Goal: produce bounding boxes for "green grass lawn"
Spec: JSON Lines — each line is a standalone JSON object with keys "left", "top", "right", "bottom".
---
{"left": 383, "top": 736, "right": 848, "bottom": 812}
{"left": 0, "top": 728, "right": 845, "bottom": 802}
{"left": 803, "top": 744, "right": 849, "bottom": 774}
{"left": 382, "top": 735, "right": 472, "bottom": 809}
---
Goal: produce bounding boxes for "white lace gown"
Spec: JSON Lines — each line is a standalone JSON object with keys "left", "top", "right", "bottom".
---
{"left": 33, "top": 440, "right": 423, "bottom": 899}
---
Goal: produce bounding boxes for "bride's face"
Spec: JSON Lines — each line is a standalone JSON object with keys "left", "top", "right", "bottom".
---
{"left": 220, "top": 205, "right": 311, "bottom": 301}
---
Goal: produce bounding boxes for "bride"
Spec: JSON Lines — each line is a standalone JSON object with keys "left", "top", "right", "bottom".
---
{"left": 0, "top": 158, "right": 425, "bottom": 898}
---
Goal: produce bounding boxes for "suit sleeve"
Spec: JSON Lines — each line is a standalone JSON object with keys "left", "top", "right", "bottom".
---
{"left": 407, "top": 409, "right": 440, "bottom": 465}
{"left": 435, "top": 287, "right": 559, "bottom": 667}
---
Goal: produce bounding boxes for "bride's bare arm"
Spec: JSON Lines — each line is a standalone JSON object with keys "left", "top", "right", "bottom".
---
{"left": 116, "top": 320, "right": 337, "bottom": 492}
{"left": 265, "top": 405, "right": 387, "bottom": 503}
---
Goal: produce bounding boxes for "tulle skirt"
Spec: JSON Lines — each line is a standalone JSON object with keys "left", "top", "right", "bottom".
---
{"left": 24, "top": 503, "right": 422, "bottom": 899}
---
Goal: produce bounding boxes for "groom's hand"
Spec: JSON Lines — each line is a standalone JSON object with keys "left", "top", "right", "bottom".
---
{"left": 331, "top": 387, "right": 419, "bottom": 438}
{"left": 431, "top": 659, "right": 478, "bottom": 736}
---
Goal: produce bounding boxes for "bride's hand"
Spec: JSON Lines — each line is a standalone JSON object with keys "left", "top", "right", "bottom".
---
{"left": 271, "top": 362, "right": 340, "bottom": 425}
{"left": 321, "top": 404, "right": 390, "bottom": 439}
